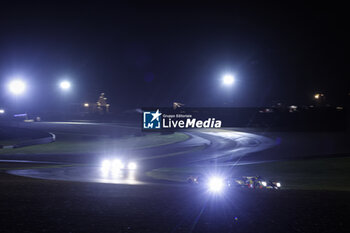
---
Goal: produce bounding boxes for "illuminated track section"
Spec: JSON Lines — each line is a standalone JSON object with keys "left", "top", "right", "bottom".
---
{"left": 6, "top": 127, "right": 276, "bottom": 185}
{"left": 10, "top": 166, "right": 144, "bottom": 185}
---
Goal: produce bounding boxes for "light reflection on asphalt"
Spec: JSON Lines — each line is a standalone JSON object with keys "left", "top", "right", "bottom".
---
{"left": 8, "top": 166, "right": 145, "bottom": 185}
{"left": 5, "top": 129, "right": 276, "bottom": 185}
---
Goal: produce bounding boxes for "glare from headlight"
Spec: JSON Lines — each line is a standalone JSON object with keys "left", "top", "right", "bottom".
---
{"left": 101, "top": 160, "right": 111, "bottom": 173}
{"left": 127, "top": 162, "right": 137, "bottom": 170}
{"left": 113, "top": 159, "right": 124, "bottom": 170}
{"left": 208, "top": 176, "right": 225, "bottom": 193}
{"left": 276, "top": 182, "right": 281, "bottom": 187}
{"left": 261, "top": 181, "right": 267, "bottom": 186}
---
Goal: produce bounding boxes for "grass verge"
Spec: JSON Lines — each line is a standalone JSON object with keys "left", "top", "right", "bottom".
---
{"left": 0, "top": 132, "right": 189, "bottom": 155}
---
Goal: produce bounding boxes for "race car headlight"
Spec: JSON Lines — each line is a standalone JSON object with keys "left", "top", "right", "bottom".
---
{"left": 101, "top": 160, "right": 111, "bottom": 173}
{"left": 276, "top": 182, "right": 281, "bottom": 187}
{"left": 261, "top": 181, "right": 267, "bottom": 186}
{"left": 208, "top": 176, "right": 225, "bottom": 193}
{"left": 113, "top": 159, "right": 124, "bottom": 170}
{"left": 127, "top": 162, "right": 137, "bottom": 170}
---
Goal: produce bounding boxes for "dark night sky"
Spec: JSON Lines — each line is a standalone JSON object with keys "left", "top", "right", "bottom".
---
{"left": 0, "top": 2, "right": 348, "bottom": 111}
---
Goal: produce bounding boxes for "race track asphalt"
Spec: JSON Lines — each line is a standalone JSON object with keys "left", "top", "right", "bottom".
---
{"left": 1, "top": 122, "right": 277, "bottom": 184}
{"left": 0, "top": 121, "right": 349, "bottom": 233}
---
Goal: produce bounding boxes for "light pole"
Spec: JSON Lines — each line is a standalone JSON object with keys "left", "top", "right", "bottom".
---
{"left": 58, "top": 79, "right": 72, "bottom": 119}
{"left": 220, "top": 73, "right": 235, "bottom": 106}
{"left": 5, "top": 78, "right": 27, "bottom": 114}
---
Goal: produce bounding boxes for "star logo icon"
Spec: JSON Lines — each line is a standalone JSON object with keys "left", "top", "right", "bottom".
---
{"left": 151, "top": 109, "right": 162, "bottom": 122}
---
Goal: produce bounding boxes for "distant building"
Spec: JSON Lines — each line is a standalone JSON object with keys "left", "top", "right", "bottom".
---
{"left": 173, "top": 102, "right": 184, "bottom": 110}
{"left": 314, "top": 93, "right": 326, "bottom": 106}
{"left": 96, "top": 93, "right": 110, "bottom": 114}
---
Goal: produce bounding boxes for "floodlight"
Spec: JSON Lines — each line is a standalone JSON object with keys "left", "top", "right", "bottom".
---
{"left": 59, "top": 80, "right": 71, "bottom": 90}
{"left": 8, "top": 80, "right": 26, "bottom": 95}
{"left": 222, "top": 74, "right": 235, "bottom": 86}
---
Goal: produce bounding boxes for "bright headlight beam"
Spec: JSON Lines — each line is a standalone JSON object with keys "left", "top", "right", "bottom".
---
{"left": 101, "top": 159, "right": 111, "bottom": 173}
{"left": 208, "top": 176, "right": 225, "bottom": 193}
{"left": 276, "top": 182, "right": 281, "bottom": 187}
{"left": 262, "top": 181, "right": 267, "bottom": 186}
{"left": 127, "top": 162, "right": 137, "bottom": 170}
{"left": 113, "top": 159, "right": 124, "bottom": 170}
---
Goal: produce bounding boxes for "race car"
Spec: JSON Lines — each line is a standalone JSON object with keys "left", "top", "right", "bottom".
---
{"left": 187, "top": 175, "right": 205, "bottom": 185}
{"left": 226, "top": 176, "right": 248, "bottom": 188}
{"left": 101, "top": 159, "right": 137, "bottom": 173}
{"left": 187, "top": 175, "right": 226, "bottom": 193}
{"left": 187, "top": 175, "right": 281, "bottom": 191}
{"left": 227, "top": 176, "right": 281, "bottom": 190}
{"left": 253, "top": 176, "right": 281, "bottom": 190}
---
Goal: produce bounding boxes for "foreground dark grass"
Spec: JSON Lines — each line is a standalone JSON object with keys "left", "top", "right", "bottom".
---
{"left": 0, "top": 172, "right": 349, "bottom": 233}
{"left": 147, "top": 156, "right": 350, "bottom": 191}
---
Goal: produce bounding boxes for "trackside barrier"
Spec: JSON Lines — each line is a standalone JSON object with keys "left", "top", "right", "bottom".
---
{"left": 0, "top": 132, "right": 56, "bottom": 149}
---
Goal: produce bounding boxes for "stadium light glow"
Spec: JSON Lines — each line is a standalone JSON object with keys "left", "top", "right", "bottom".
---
{"left": 0, "top": 109, "right": 5, "bottom": 114}
{"left": 59, "top": 80, "right": 71, "bottom": 90}
{"left": 314, "top": 93, "right": 324, "bottom": 100}
{"left": 222, "top": 74, "right": 235, "bottom": 86}
{"left": 8, "top": 79, "right": 26, "bottom": 95}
